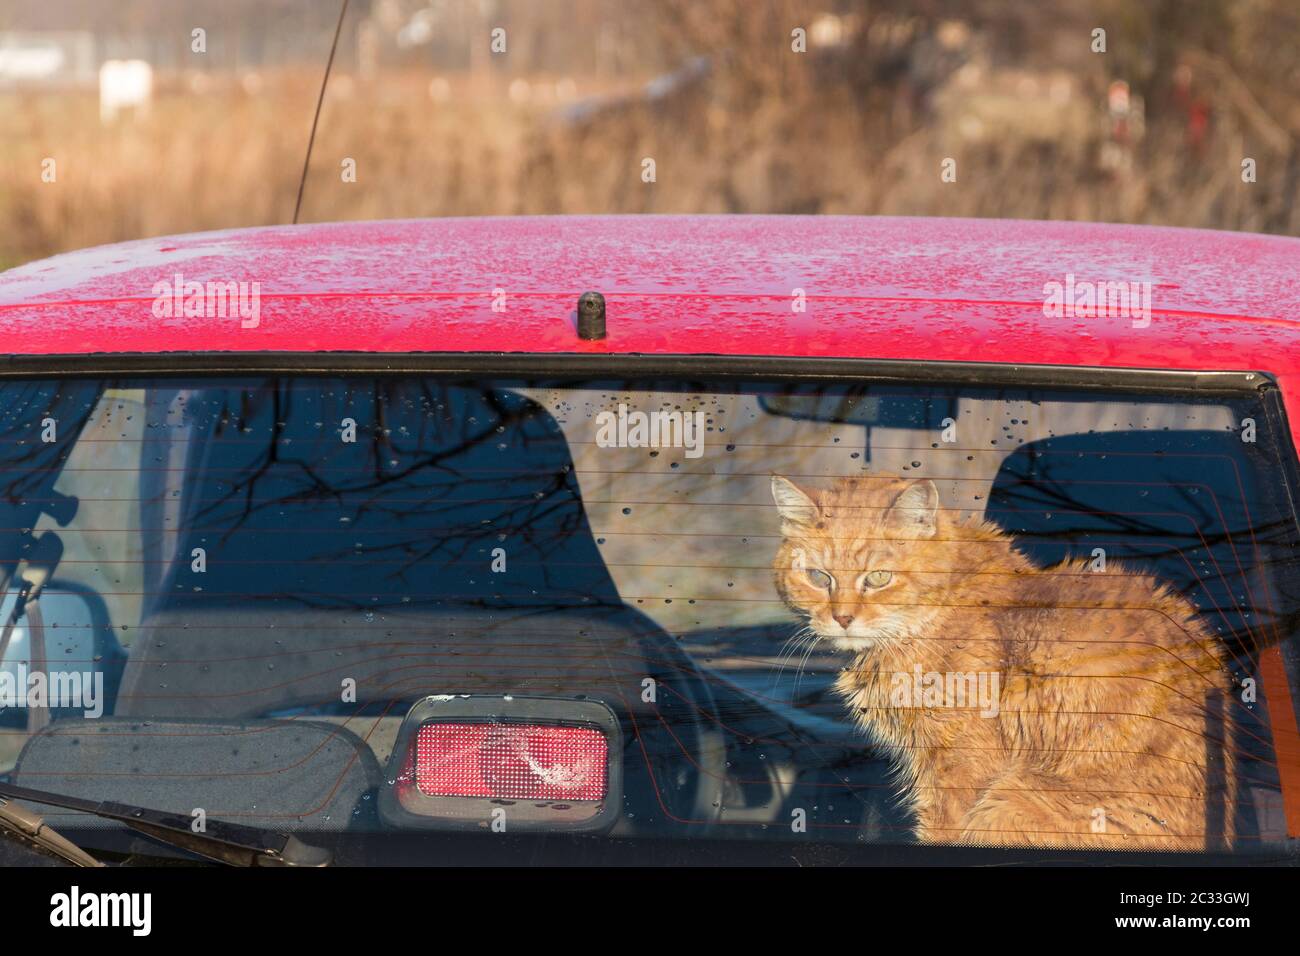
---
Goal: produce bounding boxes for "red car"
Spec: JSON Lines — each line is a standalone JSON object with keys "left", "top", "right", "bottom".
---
{"left": 0, "top": 214, "right": 1297, "bottom": 865}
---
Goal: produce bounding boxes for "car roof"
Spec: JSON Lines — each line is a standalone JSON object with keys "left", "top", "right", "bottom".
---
{"left": 1, "top": 214, "right": 1297, "bottom": 374}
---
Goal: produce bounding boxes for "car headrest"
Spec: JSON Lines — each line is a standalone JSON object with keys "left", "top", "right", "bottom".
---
{"left": 988, "top": 428, "right": 1279, "bottom": 653}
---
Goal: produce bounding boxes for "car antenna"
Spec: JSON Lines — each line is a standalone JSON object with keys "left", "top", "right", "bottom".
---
{"left": 293, "top": 0, "right": 351, "bottom": 225}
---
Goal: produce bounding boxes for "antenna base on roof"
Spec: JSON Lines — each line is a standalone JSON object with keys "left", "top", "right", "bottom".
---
{"left": 577, "top": 291, "right": 606, "bottom": 340}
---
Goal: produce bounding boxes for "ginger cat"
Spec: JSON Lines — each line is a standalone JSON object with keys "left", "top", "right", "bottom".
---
{"left": 772, "top": 474, "right": 1238, "bottom": 851}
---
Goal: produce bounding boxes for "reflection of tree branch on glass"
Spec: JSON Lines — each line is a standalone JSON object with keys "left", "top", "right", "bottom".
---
{"left": 0, "top": 382, "right": 99, "bottom": 595}
{"left": 165, "top": 379, "right": 615, "bottom": 614}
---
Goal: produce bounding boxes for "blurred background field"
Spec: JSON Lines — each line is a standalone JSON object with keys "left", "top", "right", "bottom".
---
{"left": 1, "top": 0, "right": 1298, "bottom": 271}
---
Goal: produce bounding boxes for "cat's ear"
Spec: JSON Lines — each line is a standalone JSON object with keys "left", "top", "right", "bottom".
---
{"left": 884, "top": 480, "right": 939, "bottom": 539}
{"left": 771, "top": 475, "right": 819, "bottom": 526}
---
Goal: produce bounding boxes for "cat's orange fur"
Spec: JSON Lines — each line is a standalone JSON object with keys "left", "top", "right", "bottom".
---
{"left": 772, "top": 473, "right": 1238, "bottom": 851}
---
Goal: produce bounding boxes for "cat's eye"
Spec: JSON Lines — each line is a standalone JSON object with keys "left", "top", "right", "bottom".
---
{"left": 864, "top": 570, "right": 893, "bottom": 589}
{"left": 805, "top": 569, "right": 833, "bottom": 589}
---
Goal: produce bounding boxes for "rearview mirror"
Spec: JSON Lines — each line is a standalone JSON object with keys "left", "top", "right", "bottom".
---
{"left": 758, "top": 388, "right": 955, "bottom": 429}
{"left": 0, "top": 588, "right": 119, "bottom": 731}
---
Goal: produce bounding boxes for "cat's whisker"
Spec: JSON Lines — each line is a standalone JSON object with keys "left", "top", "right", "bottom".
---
{"left": 791, "top": 629, "right": 825, "bottom": 699}
{"left": 771, "top": 623, "right": 818, "bottom": 692}
{"left": 771, "top": 632, "right": 807, "bottom": 684}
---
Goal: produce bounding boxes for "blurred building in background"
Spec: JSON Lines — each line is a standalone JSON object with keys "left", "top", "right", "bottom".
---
{"left": 0, "top": 31, "right": 95, "bottom": 88}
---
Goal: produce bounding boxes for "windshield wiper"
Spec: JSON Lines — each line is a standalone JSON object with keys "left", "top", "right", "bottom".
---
{"left": 0, "top": 783, "right": 331, "bottom": 867}
{"left": 0, "top": 793, "right": 103, "bottom": 867}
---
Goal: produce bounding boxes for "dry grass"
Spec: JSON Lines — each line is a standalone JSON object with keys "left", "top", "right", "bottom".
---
{"left": 0, "top": 71, "right": 544, "bottom": 269}
{"left": 2, "top": 48, "right": 1296, "bottom": 272}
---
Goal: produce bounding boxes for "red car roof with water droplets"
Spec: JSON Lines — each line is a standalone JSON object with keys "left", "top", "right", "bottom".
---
{"left": 0, "top": 215, "right": 1297, "bottom": 373}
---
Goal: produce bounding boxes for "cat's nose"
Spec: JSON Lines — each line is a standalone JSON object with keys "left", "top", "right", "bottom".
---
{"left": 833, "top": 613, "right": 855, "bottom": 629}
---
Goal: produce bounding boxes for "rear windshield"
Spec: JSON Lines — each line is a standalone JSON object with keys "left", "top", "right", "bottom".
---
{"left": 2, "top": 374, "right": 1298, "bottom": 862}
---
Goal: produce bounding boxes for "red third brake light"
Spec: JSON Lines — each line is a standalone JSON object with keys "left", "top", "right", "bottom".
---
{"left": 413, "top": 722, "right": 608, "bottom": 802}
{"left": 380, "top": 697, "right": 622, "bottom": 832}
